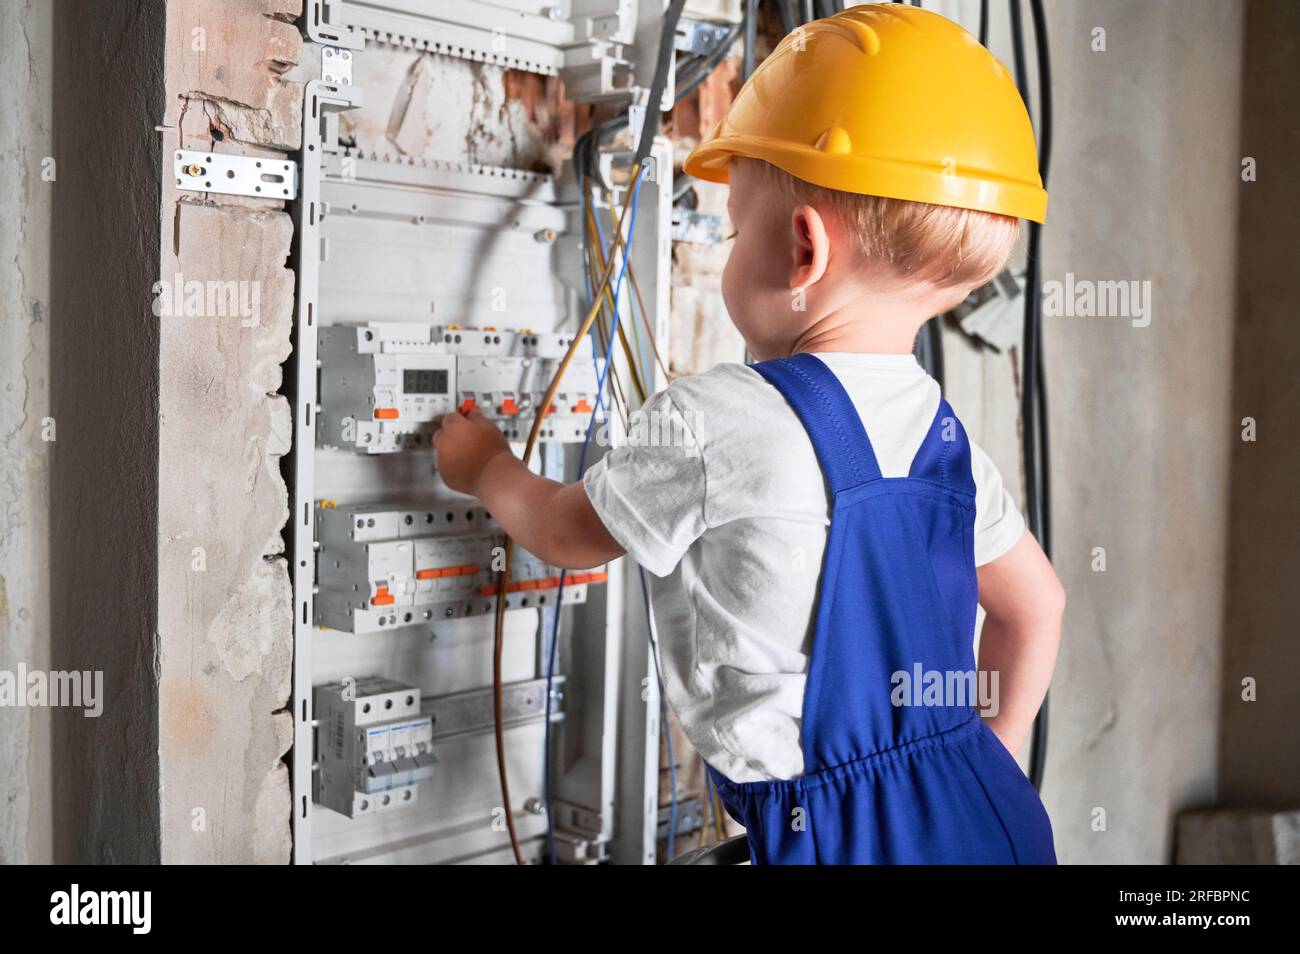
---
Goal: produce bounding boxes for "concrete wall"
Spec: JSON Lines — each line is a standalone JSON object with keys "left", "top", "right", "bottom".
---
{"left": 47, "top": 0, "right": 167, "bottom": 863}
{"left": 0, "top": 0, "right": 54, "bottom": 865}
{"left": 155, "top": 0, "right": 304, "bottom": 864}
{"left": 1021, "top": 0, "right": 1245, "bottom": 862}
{"left": 1218, "top": 0, "right": 1300, "bottom": 809}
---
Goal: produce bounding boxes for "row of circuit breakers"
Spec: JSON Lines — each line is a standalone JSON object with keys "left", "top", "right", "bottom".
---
{"left": 313, "top": 322, "right": 605, "bottom": 818}
{"left": 318, "top": 321, "right": 600, "bottom": 452}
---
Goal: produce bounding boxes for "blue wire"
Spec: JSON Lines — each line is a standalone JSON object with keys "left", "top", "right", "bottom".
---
{"left": 543, "top": 168, "right": 647, "bottom": 864}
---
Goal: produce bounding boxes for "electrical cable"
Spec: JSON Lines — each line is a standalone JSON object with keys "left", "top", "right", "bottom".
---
{"left": 575, "top": 184, "right": 686, "bottom": 865}
{"left": 532, "top": 0, "right": 736, "bottom": 864}
{"left": 896, "top": 3, "right": 947, "bottom": 393}
{"left": 543, "top": 175, "right": 646, "bottom": 863}
{"left": 589, "top": 195, "right": 653, "bottom": 402}
{"left": 599, "top": 190, "right": 672, "bottom": 385}
{"left": 592, "top": 190, "right": 689, "bottom": 860}
{"left": 514, "top": 0, "right": 690, "bottom": 867}
{"left": 743, "top": 0, "right": 758, "bottom": 79}
{"left": 635, "top": 0, "right": 688, "bottom": 169}
{"left": 924, "top": 316, "right": 945, "bottom": 390}
{"left": 1008, "top": 0, "right": 1054, "bottom": 792}
{"left": 776, "top": 0, "right": 798, "bottom": 35}
{"left": 674, "top": 23, "right": 743, "bottom": 102}
{"left": 1025, "top": 0, "right": 1053, "bottom": 789}
{"left": 491, "top": 165, "right": 644, "bottom": 865}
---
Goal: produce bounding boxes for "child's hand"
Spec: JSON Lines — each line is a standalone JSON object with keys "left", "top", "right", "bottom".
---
{"left": 435, "top": 408, "right": 624, "bottom": 570}
{"left": 433, "top": 410, "right": 513, "bottom": 497}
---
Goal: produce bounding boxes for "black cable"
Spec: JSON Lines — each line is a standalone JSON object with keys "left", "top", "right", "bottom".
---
{"left": 1029, "top": 0, "right": 1053, "bottom": 190}
{"left": 1007, "top": 0, "right": 1054, "bottom": 792}
{"left": 743, "top": 0, "right": 759, "bottom": 79}
{"left": 1008, "top": 0, "right": 1032, "bottom": 119}
{"left": 1027, "top": 0, "right": 1053, "bottom": 784}
{"left": 926, "top": 317, "right": 945, "bottom": 390}
{"left": 979, "top": 0, "right": 989, "bottom": 46}
{"left": 634, "top": 0, "right": 688, "bottom": 169}
{"left": 776, "top": 0, "right": 799, "bottom": 34}
{"left": 675, "top": 23, "right": 743, "bottom": 101}
{"left": 1029, "top": 0, "right": 1052, "bottom": 556}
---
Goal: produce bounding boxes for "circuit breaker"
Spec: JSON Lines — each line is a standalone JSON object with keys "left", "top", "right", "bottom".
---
{"left": 314, "top": 678, "right": 435, "bottom": 818}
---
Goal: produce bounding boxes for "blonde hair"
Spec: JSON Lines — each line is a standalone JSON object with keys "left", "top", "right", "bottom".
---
{"left": 739, "top": 157, "right": 1020, "bottom": 290}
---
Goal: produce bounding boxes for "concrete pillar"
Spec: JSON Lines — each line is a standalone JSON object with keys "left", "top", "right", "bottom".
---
{"left": 1218, "top": 0, "right": 1300, "bottom": 809}
{"left": 155, "top": 0, "right": 304, "bottom": 864}
{"left": 46, "top": 0, "right": 167, "bottom": 863}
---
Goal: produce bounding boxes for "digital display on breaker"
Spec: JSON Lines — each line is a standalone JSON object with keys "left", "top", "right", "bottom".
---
{"left": 404, "top": 368, "right": 449, "bottom": 394}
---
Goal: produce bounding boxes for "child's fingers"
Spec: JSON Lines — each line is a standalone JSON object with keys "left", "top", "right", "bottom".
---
{"left": 433, "top": 412, "right": 461, "bottom": 448}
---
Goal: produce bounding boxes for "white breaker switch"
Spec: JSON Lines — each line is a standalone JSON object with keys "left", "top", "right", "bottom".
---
{"left": 317, "top": 322, "right": 455, "bottom": 453}
{"left": 317, "top": 322, "right": 601, "bottom": 454}
{"left": 314, "top": 677, "right": 435, "bottom": 818}
{"left": 314, "top": 501, "right": 607, "bottom": 634}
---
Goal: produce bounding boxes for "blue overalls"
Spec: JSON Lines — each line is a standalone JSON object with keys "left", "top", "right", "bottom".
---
{"left": 706, "top": 354, "right": 1056, "bottom": 865}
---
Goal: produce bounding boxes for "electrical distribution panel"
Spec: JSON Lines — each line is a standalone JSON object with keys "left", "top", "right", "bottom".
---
{"left": 289, "top": 0, "right": 677, "bottom": 865}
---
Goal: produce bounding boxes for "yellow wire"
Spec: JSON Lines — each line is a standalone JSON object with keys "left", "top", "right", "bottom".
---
{"left": 584, "top": 201, "right": 649, "bottom": 404}
{"left": 599, "top": 188, "right": 672, "bottom": 386}
{"left": 491, "top": 163, "right": 646, "bottom": 864}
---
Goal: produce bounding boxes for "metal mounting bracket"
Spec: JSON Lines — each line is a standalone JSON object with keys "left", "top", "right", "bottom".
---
{"left": 173, "top": 150, "right": 299, "bottom": 200}
{"left": 321, "top": 46, "right": 353, "bottom": 85}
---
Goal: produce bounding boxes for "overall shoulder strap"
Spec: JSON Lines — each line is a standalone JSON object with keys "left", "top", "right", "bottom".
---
{"left": 908, "top": 397, "right": 977, "bottom": 496}
{"left": 752, "top": 353, "right": 882, "bottom": 493}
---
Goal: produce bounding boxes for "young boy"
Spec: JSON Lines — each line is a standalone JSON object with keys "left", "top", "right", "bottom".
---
{"left": 435, "top": 5, "right": 1063, "bottom": 864}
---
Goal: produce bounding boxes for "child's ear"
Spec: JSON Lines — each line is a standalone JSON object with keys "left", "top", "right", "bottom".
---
{"left": 790, "top": 204, "right": 831, "bottom": 291}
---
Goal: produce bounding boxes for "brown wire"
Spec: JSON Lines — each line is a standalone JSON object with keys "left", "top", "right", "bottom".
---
{"left": 490, "top": 164, "right": 646, "bottom": 864}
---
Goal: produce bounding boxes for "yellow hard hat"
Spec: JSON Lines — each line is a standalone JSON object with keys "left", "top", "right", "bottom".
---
{"left": 683, "top": 4, "right": 1047, "bottom": 222}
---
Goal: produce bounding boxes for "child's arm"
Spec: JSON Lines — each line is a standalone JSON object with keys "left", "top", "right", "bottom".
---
{"left": 433, "top": 409, "right": 624, "bottom": 570}
{"left": 976, "top": 529, "right": 1065, "bottom": 758}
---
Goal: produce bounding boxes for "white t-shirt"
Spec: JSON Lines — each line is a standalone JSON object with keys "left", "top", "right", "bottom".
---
{"left": 582, "top": 353, "right": 1025, "bottom": 782}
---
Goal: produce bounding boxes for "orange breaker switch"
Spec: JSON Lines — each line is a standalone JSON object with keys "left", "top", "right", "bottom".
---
{"left": 571, "top": 399, "right": 593, "bottom": 414}
{"left": 498, "top": 397, "right": 519, "bottom": 416}
{"left": 458, "top": 398, "right": 478, "bottom": 415}
{"left": 371, "top": 586, "right": 395, "bottom": 606}
{"left": 374, "top": 407, "right": 400, "bottom": 420}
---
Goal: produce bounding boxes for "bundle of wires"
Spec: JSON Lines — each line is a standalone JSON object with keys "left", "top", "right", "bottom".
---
{"left": 491, "top": 0, "right": 700, "bottom": 866}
